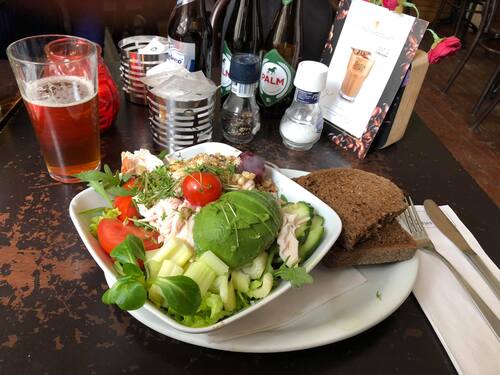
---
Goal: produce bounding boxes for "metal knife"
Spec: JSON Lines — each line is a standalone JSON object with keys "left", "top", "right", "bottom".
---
{"left": 423, "top": 199, "right": 500, "bottom": 299}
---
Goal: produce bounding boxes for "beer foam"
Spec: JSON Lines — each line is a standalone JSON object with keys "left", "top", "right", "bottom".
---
{"left": 25, "top": 76, "right": 95, "bottom": 107}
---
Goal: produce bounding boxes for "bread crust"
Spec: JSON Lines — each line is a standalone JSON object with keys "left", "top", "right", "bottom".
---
{"left": 295, "top": 168, "right": 408, "bottom": 250}
{"left": 321, "top": 220, "right": 417, "bottom": 268}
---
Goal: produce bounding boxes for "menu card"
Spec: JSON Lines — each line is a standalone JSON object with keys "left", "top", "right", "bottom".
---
{"left": 320, "top": 0, "right": 428, "bottom": 158}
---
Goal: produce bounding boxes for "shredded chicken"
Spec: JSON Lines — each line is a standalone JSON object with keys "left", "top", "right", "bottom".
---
{"left": 277, "top": 212, "right": 309, "bottom": 267}
{"left": 277, "top": 213, "right": 299, "bottom": 267}
{"left": 137, "top": 198, "right": 200, "bottom": 246}
{"left": 121, "top": 149, "right": 164, "bottom": 175}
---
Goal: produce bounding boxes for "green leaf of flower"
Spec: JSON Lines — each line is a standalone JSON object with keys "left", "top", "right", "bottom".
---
{"left": 102, "top": 276, "right": 147, "bottom": 310}
{"left": 89, "top": 180, "right": 112, "bottom": 205}
{"left": 107, "top": 185, "right": 138, "bottom": 196}
{"left": 110, "top": 234, "right": 146, "bottom": 265}
{"left": 74, "top": 170, "right": 107, "bottom": 183}
{"left": 122, "top": 263, "right": 144, "bottom": 279}
{"left": 151, "top": 276, "right": 201, "bottom": 315}
{"left": 274, "top": 264, "right": 313, "bottom": 288}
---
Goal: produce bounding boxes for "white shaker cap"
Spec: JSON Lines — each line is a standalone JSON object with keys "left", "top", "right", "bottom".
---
{"left": 294, "top": 61, "right": 329, "bottom": 93}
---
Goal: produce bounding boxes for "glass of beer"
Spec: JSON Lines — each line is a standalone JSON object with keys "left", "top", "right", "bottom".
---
{"left": 339, "top": 48, "right": 375, "bottom": 102}
{"left": 7, "top": 35, "right": 100, "bottom": 183}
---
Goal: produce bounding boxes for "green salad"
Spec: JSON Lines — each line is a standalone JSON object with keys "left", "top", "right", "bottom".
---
{"left": 78, "top": 149, "right": 325, "bottom": 328}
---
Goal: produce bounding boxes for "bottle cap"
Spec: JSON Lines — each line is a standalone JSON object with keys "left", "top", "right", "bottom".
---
{"left": 229, "top": 53, "right": 261, "bottom": 84}
{"left": 294, "top": 61, "right": 329, "bottom": 93}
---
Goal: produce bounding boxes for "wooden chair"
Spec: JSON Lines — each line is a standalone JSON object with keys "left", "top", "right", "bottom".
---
{"left": 471, "top": 64, "right": 499, "bottom": 129}
{"left": 444, "top": 0, "right": 499, "bottom": 93}
{"left": 433, "top": 0, "right": 485, "bottom": 39}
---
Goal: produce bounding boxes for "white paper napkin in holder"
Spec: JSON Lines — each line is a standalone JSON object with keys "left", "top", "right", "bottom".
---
{"left": 412, "top": 205, "right": 500, "bottom": 375}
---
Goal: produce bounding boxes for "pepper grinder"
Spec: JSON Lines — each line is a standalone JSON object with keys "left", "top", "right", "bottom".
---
{"left": 221, "top": 53, "right": 261, "bottom": 144}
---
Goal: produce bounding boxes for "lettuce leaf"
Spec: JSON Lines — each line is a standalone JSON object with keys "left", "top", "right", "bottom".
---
{"left": 88, "top": 208, "right": 121, "bottom": 236}
{"left": 169, "top": 293, "right": 233, "bottom": 328}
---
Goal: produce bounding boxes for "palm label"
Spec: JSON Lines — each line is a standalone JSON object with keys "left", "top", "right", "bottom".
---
{"left": 259, "top": 49, "right": 295, "bottom": 107}
{"left": 221, "top": 41, "right": 232, "bottom": 96}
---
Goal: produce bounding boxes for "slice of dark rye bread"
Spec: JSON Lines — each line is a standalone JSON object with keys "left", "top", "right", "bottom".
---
{"left": 294, "top": 168, "right": 408, "bottom": 250}
{"left": 321, "top": 220, "right": 417, "bottom": 268}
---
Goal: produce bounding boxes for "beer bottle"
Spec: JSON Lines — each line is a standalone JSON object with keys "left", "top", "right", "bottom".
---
{"left": 258, "top": 0, "right": 303, "bottom": 117}
{"left": 221, "top": 0, "right": 263, "bottom": 96}
{"left": 167, "top": 0, "right": 213, "bottom": 76}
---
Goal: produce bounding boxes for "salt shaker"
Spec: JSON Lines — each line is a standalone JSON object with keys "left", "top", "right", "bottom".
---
{"left": 221, "top": 54, "right": 261, "bottom": 144}
{"left": 279, "top": 61, "right": 329, "bottom": 151}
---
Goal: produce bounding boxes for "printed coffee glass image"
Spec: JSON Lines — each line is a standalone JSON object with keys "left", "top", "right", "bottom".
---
{"left": 339, "top": 48, "right": 375, "bottom": 102}
{"left": 7, "top": 35, "right": 100, "bottom": 183}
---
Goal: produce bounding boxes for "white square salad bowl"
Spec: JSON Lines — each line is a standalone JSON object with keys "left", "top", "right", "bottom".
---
{"left": 69, "top": 142, "right": 342, "bottom": 334}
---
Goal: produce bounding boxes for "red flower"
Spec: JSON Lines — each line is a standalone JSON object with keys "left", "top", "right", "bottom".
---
{"left": 428, "top": 36, "right": 461, "bottom": 64}
{"left": 382, "top": 0, "right": 399, "bottom": 10}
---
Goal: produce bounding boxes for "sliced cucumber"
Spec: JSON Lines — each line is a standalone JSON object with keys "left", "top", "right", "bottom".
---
{"left": 282, "top": 202, "right": 313, "bottom": 243}
{"left": 299, "top": 215, "right": 325, "bottom": 261}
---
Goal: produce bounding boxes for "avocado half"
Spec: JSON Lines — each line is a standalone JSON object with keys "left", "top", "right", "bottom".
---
{"left": 193, "top": 190, "right": 282, "bottom": 268}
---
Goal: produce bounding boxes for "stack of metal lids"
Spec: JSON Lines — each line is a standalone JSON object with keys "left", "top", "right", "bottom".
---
{"left": 147, "top": 91, "right": 215, "bottom": 152}
{"left": 118, "top": 35, "right": 169, "bottom": 105}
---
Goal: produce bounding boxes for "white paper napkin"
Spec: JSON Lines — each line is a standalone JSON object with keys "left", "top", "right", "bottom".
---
{"left": 207, "top": 265, "right": 366, "bottom": 342}
{"left": 412, "top": 205, "right": 500, "bottom": 375}
{"left": 137, "top": 37, "right": 168, "bottom": 54}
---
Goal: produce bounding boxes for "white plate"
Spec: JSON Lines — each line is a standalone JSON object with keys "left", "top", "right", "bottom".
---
{"left": 69, "top": 143, "right": 342, "bottom": 334}
{"left": 104, "top": 169, "right": 418, "bottom": 353}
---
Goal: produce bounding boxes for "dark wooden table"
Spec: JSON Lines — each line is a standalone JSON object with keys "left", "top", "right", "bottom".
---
{"left": 1, "top": 95, "right": 499, "bottom": 375}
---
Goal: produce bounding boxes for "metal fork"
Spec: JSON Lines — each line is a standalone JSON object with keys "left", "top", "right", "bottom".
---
{"left": 402, "top": 196, "right": 500, "bottom": 338}
{"left": 401, "top": 196, "right": 436, "bottom": 251}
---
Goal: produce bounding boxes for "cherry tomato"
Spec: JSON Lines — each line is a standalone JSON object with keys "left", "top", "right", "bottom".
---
{"left": 114, "top": 195, "right": 140, "bottom": 221}
{"left": 97, "top": 218, "right": 160, "bottom": 254}
{"left": 182, "top": 172, "right": 223, "bottom": 207}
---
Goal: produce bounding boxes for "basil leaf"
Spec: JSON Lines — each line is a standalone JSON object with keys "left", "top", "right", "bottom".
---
{"left": 274, "top": 264, "right": 313, "bottom": 288}
{"left": 122, "top": 263, "right": 144, "bottom": 279}
{"left": 103, "top": 165, "right": 121, "bottom": 186}
{"left": 113, "top": 261, "right": 124, "bottom": 276}
{"left": 103, "top": 164, "right": 113, "bottom": 177}
{"left": 89, "top": 181, "right": 112, "bottom": 205}
{"left": 74, "top": 170, "right": 107, "bottom": 182}
{"left": 110, "top": 235, "right": 146, "bottom": 265}
{"left": 78, "top": 207, "right": 106, "bottom": 216}
{"left": 107, "top": 186, "right": 138, "bottom": 197}
{"left": 152, "top": 276, "right": 201, "bottom": 315}
{"left": 121, "top": 173, "right": 133, "bottom": 183}
{"left": 102, "top": 287, "right": 115, "bottom": 304}
{"left": 102, "top": 276, "right": 147, "bottom": 310}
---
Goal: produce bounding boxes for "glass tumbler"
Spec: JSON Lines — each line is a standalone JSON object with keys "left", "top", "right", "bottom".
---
{"left": 7, "top": 35, "right": 101, "bottom": 183}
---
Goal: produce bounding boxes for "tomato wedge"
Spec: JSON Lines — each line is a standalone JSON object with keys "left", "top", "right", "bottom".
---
{"left": 97, "top": 218, "right": 160, "bottom": 254}
{"left": 123, "top": 178, "right": 139, "bottom": 190}
{"left": 114, "top": 195, "right": 140, "bottom": 221}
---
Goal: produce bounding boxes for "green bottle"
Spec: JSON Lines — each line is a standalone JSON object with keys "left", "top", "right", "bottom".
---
{"left": 222, "top": 0, "right": 263, "bottom": 97}
{"left": 258, "top": 0, "right": 303, "bottom": 117}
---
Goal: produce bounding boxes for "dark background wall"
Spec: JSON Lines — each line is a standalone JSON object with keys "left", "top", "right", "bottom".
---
{"left": 0, "top": 0, "right": 333, "bottom": 61}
